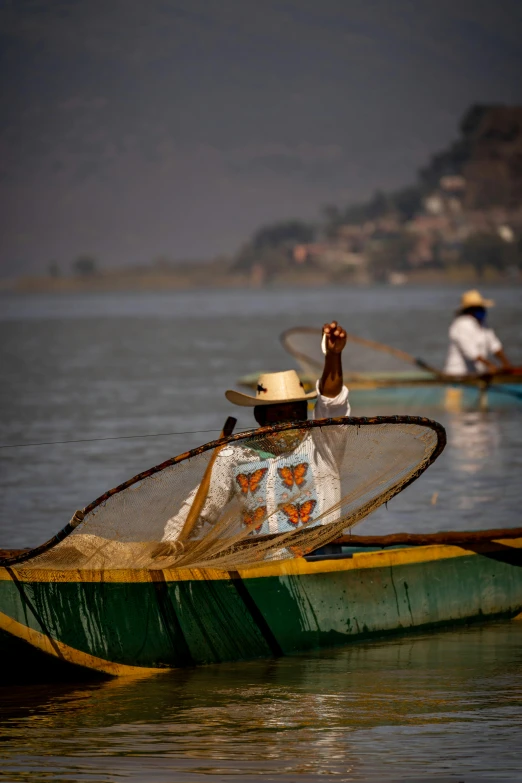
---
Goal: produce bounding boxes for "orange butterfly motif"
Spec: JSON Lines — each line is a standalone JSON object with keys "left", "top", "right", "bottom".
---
{"left": 279, "top": 499, "right": 317, "bottom": 527}
{"left": 277, "top": 462, "right": 309, "bottom": 489}
{"left": 236, "top": 468, "right": 268, "bottom": 494}
{"left": 243, "top": 505, "right": 267, "bottom": 533}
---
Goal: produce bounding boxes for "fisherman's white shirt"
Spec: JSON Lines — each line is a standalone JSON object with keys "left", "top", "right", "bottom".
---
{"left": 162, "top": 383, "right": 351, "bottom": 541}
{"left": 444, "top": 315, "right": 502, "bottom": 375}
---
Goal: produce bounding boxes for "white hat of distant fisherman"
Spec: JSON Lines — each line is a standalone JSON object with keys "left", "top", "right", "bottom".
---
{"left": 226, "top": 370, "right": 317, "bottom": 407}
{"left": 460, "top": 289, "right": 495, "bottom": 310}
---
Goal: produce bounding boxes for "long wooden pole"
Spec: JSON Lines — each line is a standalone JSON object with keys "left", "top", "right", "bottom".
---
{"left": 227, "top": 525, "right": 522, "bottom": 555}
{"left": 334, "top": 527, "right": 522, "bottom": 547}
{"left": 176, "top": 416, "right": 237, "bottom": 544}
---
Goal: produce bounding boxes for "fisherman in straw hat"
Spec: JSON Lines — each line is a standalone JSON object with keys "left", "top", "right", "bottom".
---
{"left": 155, "top": 322, "right": 350, "bottom": 553}
{"left": 225, "top": 320, "right": 349, "bottom": 424}
{"left": 444, "top": 290, "right": 512, "bottom": 376}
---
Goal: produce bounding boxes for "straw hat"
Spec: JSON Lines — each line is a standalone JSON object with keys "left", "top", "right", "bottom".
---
{"left": 226, "top": 370, "right": 317, "bottom": 407}
{"left": 460, "top": 289, "right": 494, "bottom": 310}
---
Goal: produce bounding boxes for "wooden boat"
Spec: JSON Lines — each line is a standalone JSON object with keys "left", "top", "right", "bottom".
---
{"left": 1, "top": 527, "right": 521, "bottom": 680}
{"left": 263, "top": 326, "right": 522, "bottom": 411}
{"left": 238, "top": 370, "right": 522, "bottom": 411}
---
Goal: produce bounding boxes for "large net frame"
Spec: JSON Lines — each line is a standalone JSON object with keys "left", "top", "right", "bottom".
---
{"left": 281, "top": 327, "right": 436, "bottom": 386}
{"left": 2, "top": 416, "right": 446, "bottom": 572}
{"left": 280, "top": 327, "right": 522, "bottom": 392}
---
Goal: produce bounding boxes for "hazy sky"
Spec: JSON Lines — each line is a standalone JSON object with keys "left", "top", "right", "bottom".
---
{"left": 1, "top": 0, "right": 522, "bottom": 275}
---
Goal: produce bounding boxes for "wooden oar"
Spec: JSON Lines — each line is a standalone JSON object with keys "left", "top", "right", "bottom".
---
{"left": 377, "top": 351, "right": 522, "bottom": 403}
{"left": 203, "top": 523, "right": 522, "bottom": 555}
{"left": 413, "top": 359, "right": 522, "bottom": 401}
{"left": 334, "top": 526, "right": 522, "bottom": 547}
{"left": 176, "top": 416, "right": 237, "bottom": 544}
{"left": 151, "top": 416, "right": 237, "bottom": 559}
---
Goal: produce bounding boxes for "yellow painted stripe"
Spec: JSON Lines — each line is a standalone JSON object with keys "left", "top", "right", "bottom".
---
{"left": 238, "top": 538, "right": 522, "bottom": 578}
{"left": 1, "top": 538, "right": 520, "bottom": 584}
{"left": 0, "top": 565, "right": 228, "bottom": 584}
{"left": 0, "top": 610, "right": 167, "bottom": 677}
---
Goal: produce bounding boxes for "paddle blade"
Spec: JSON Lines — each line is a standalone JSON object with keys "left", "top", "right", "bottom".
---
{"left": 222, "top": 417, "right": 237, "bottom": 438}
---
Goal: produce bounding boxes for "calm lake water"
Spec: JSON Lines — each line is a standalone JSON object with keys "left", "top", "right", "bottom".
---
{"left": 1, "top": 285, "right": 521, "bottom": 781}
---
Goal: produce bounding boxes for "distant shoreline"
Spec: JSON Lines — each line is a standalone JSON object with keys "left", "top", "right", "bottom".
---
{"left": 2, "top": 265, "right": 520, "bottom": 294}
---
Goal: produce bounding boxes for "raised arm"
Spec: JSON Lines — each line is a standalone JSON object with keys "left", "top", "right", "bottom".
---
{"left": 319, "top": 321, "right": 347, "bottom": 398}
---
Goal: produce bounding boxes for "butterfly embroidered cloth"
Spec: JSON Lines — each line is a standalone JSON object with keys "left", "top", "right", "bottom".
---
{"left": 162, "top": 384, "right": 350, "bottom": 540}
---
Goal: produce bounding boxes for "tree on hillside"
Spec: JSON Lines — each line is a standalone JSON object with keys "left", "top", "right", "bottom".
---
{"left": 251, "top": 220, "right": 315, "bottom": 251}
{"left": 460, "top": 233, "right": 519, "bottom": 277}
{"left": 517, "top": 235, "right": 522, "bottom": 269}
{"left": 234, "top": 220, "right": 316, "bottom": 273}
{"left": 322, "top": 185, "right": 424, "bottom": 239}
{"left": 367, "top": 233, "right": 416, "bottom": 282}
{"left": 321, "top": 205, "right": 344, "bottom": 238}
{"left": 419, "top": 139, "right": 469, "bottom": 190}
{"left": 342, "top": 191, "right": 390, "bottom": 225}
{"left": 73, "top": 255, "right": 98, "bottom": 277}
{"left": 389, "top": 186, "right": 425, "bottom": 221}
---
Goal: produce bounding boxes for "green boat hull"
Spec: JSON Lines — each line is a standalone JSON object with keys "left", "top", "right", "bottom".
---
{"left": 1, "top": 538, "right": 521, "bottom": 678}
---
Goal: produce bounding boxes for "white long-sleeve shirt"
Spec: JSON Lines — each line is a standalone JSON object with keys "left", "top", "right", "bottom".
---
{"left": 444, "top": 315, "right": 502, "bottom": 375}
{"left": 162, "top": 382, "right": 350, "bottom": 541}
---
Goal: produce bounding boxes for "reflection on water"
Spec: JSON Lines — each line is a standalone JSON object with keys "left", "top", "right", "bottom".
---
{"left": 1, "top": 622, "right": 522, "bottom": 781}
{"left": 448, "top": 413, "right": 502, "bottom": 514}
{"left": 444, "top": 411, "right": 520, "bottom": 520}
{"left": 449, "top": 412, "right": 501, "bottom": 474}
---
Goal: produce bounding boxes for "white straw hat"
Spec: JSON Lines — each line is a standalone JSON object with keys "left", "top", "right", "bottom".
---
{"left": 226, "top": 370, "right": 317, "bottom": 407}
{"left": 460, "top": 289, "right": 494, "bottom": 309}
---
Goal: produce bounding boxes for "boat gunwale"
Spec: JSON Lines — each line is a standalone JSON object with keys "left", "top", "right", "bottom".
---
{"left": 2, "top": 536, "right": 521, "bottom": 584}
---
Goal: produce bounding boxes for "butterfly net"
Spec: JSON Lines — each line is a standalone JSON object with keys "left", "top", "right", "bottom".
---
{"left": 9, "top": 417, "right": 445, "bottom": 572}
{"left": 281, "top": 327, "right": 436, "bottom": 387}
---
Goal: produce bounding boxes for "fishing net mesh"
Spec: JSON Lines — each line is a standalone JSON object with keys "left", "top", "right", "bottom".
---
{"left": 281, "top": 327, "right": 432, "bottom": 383}
{"left": 14, "top": 418, "right": 444, "bottom": 572}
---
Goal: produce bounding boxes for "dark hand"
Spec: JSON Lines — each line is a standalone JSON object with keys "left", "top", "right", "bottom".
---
{"left": 323, "top": 321, "right": 347, "bottom": 354}
{"left": 319, "top": 321, "right": 346, "bottom": 398}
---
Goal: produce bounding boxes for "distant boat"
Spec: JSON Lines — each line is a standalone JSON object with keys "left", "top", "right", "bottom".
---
{"left": 1, "top": 528, "right": 521, "bottom": 679}
{"left": 238, "top": 368, "right": 522, "bottom": 412}
{"left": 237, "top": 327, "right": 522, "bottom": 412}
